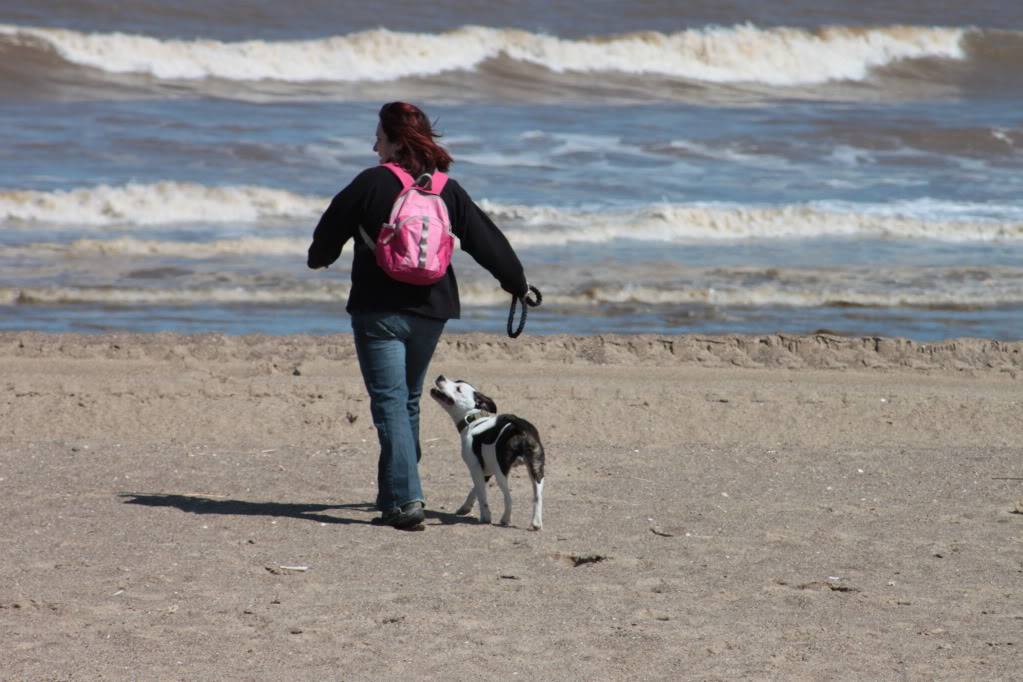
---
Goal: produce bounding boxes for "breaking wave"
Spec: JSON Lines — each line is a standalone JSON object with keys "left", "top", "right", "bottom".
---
{"left": 3, "top": 182, "right": 1022, "bottom": 244}
{"left": 4, "top": 266, "right": 1022, "bottom": 310}
{"left": 0, "top": 182, "right": 324, "bottom": 226}
{"left": 1, "top": 284, "right": 347, "bottom": 306}
{"left": 23, "top": 236, "right": 309, "bottom": 258}
{"left": 0, "top": 23, "right": 968, "bottom": 86}
{"left": 483, "top": 201, "right": 1023, "bottom": 244}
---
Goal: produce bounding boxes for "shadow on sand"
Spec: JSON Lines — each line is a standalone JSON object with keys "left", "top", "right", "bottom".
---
{"left": 120, "top": 493, "right": 478, "bottom": 527}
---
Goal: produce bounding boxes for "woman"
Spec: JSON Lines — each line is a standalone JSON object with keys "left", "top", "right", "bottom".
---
{"left": 307, "top": 102, "right": 528, "bottom": 529}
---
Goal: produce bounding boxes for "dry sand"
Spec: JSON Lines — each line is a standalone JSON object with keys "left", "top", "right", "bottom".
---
{"left": 1, "top": 332, "right": 1021, "bottom": 680}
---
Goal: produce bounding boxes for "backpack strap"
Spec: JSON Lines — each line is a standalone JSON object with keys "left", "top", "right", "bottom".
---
{"left": 357, "top": 224, "right": 375, "bottom": 252}
{"left": 424, "top": 171, "right": 448, "bottom": 194}
{"left": 359, "top": 164, "right": 413, "bottom": 251}
{"left": 381, "top": 162, "right": 447, "bottom": 194}
{"left": 381, "top": 162, "right": 414, "bottom": 190}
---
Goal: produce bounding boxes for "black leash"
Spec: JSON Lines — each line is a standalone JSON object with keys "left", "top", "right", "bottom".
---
{"left": 507, "top": 285, "right": 542, "bottom": 338}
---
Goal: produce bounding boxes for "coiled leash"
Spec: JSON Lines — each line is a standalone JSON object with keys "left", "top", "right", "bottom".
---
{"left": 507, "top": 284, "right": 542, "bottom": 338}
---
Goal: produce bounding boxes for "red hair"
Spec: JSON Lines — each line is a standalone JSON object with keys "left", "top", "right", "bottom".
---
{"left": 378, "top": 102, "right": 453, "bottom": 178}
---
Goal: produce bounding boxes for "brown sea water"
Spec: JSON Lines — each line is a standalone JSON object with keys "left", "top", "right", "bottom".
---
{"left": 1, "top": 1, "right": 1022, "bottom": 339}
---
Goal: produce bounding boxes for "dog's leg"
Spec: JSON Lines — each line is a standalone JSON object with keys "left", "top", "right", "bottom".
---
{"left": 461, "top": 447, "right": 491, "bottom": 524}
{"left": 492, "top": 469, "right": 513, "bottom": 526}
{"left": 454, "top": 488, "right": 475, "bottom": 516}
{"left": 526, "top": 455, "right": 544, "bottom": 530}
{"left": 468, "top": 465, "right": 491, "bottom": 524}
{"left": 530, "top": 477, "right": 544, "bottom": 530}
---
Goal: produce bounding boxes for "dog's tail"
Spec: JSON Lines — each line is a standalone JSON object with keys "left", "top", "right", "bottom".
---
{"left": 526, "top": 451, "right": 544, "bottom": 485}
{"left": 508, "top": 416, "right": 544, "bottom": 483}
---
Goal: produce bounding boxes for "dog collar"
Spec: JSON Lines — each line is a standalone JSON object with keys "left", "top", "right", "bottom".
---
{"left": 457, "top": 410, "right": 491, "bottom": 433}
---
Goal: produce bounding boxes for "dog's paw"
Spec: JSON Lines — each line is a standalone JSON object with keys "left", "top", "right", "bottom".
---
{"left": 454, "top": 504, "right": 473, "bottom": 516}
{"left": 499, "top": 516, "right": 511, "bottom": 527}
{"left": 529, "top": 522, "right": 542, "bottom": 531}
{"left": 479, "top": 514, "right": 492, "bottom": 525}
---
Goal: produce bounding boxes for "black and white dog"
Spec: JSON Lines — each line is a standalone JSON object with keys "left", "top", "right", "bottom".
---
{"left": 429, "top": 376, "right": 545, "bottom": 530}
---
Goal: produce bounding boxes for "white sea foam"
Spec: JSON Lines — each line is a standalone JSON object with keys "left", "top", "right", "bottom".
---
{"left": 531, "top": 286, "right": 1023, "bottom": 309}
{"left": 0, "top": 285, "right": 347, "bottom": 305}
{"left": 31, "top": 236, "right": 309, "bottom": 258}
{"left": 0, "top": 23, "right": 968, "bottom": 86}
{"left": 820, "top": 197, "right": 1023, "bottom": 224}
{"left": 482, "top": 201, "right": 1023, "bottom": 244}
{"left": 460, "top": 132, "right": 656, "bottom": 167}
{"left": 666, "top": 139, "right": 795, "bottom": 169}
{"left": 3, "top": 182, "right": 1022, "bottom": 243}
{"left": 0, "top": 182, "right": 324, "bottom": 226}
{"left": 456, "top": 151, "right": 552, "bottom": 168}
{"left": 5, "top": 270, "right": 1022, "bottom": 309}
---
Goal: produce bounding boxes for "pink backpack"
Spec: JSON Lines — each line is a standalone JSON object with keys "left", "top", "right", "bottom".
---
{"left": 359, "top": 162, "right": 453, "bottom": 286}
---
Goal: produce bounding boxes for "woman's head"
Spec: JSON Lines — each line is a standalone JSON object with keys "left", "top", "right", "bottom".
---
{"left": 375, "top": 102, "right": 452, "bottom": 177}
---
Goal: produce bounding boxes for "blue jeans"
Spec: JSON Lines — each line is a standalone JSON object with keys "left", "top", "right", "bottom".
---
{"left": 351, "top": 311, "right": 445, "bottom": 511}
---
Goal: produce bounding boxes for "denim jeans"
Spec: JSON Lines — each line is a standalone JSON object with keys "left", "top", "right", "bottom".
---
{"left": 351, "top": 311, "right": 445, "bottom": 511}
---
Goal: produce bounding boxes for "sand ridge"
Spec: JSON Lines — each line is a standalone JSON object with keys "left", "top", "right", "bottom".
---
{"left": 2, "top": 331, "right": 1021, "bottom": 373}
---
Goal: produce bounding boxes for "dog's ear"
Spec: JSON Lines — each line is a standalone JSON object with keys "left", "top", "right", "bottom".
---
{"left": 474, "top": 391, "right": 497, "bottom": 413}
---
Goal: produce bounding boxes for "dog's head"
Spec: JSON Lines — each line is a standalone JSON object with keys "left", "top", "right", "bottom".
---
{"left": 429, "top": 375, "right": 497, "bottom": 419}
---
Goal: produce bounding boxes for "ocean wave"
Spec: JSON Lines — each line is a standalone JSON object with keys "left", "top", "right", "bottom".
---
{"left": 0, "top": 281, "right": 513, "bottom": 306}
{"left": 1, "top": 285, "right": 346, "bottom": 305}
{"left": 3, "top": 182, "right": 1022, "bottom": 244}
{"left": 550, "top": 264, "right": 1023, "bottom": 309}
{"left": 0, "top": 182, "right": 324, "bottom": 226}
{"left": 482, "top": 201, "right": 1023, "bottom": 244}
{"left": 549, "top": 285, "right": 1023, "bottom": 310}
{"left": 11, "top": 236, "right": 310, "bottom": 258}
{"left": 5, "top": 268, "right": 1021, "bottom": 309}
{"left": 0, "top": 23, "right": 968, "bottom": 86}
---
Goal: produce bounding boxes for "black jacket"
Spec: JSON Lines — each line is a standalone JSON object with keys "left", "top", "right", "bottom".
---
{"left": 308, "top": 165, "right": 527, "bottom": 320}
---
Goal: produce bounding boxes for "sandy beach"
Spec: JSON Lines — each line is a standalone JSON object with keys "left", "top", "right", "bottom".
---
{"left": 1, "top": 332, "right": 1021, "bottom": 680}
